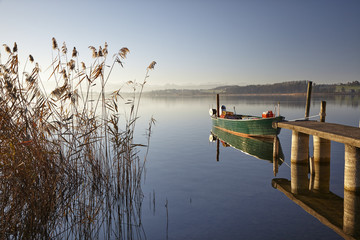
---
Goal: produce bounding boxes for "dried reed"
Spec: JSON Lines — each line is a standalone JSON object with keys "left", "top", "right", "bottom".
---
{"left": 0, "top": 39, "right": 156, "bottom": 239}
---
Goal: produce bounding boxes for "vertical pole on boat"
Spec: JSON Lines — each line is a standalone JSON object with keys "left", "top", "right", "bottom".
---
{"left": 305, "top": 81, "right": 312, "bottom": 120}
{"left": 277, "top": 101, "right": 280, "bottom": 116}
{"left": 216, "top": 94, "right": 220, "bottom": 117}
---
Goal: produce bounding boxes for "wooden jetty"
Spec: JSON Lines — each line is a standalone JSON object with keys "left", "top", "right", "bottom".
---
{"left": 275, "top": 121, "right": 360, "bottom": 148}
{"left": 272, "top": 102, "right": 360, "bottom": 239}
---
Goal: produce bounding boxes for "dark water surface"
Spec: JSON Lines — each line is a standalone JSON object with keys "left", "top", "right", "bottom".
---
{"left": 134, "top": 95, "right": 359, "bottom": 240}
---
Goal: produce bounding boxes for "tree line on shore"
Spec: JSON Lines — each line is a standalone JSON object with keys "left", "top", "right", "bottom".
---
{"left": 146, "top": 80, "right": 360, "bottom": 96}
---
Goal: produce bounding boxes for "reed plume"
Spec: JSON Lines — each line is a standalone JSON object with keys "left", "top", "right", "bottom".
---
{"left": 13, "top": 42, "right": 17, "bottom": 53}
{"left": 3, "top": 44, "right": 12, "bottom": 54}
{"left": 61, "top": 42, "right": 67, "bottom": 54}
{"left": 0, "top": 40, "right": 156, "bottom": 239}
{"left": 52, "top": 37, "right": 58, "bottom": 50}
{"left": 119, "top": 47, "right": 130, "bottom": 59}
{"left": 98, "top": 46, "right": 103, "bottom": 57}
{"left": 148, "top": 61, "right": 157, "bottom": 70}
{"left": 72, "top": 47, "right": 77, "bottom": 58}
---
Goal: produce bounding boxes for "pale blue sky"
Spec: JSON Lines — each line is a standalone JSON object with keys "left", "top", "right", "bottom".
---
{"left": 1, "top": 0, "right": 359, "bottom": 90}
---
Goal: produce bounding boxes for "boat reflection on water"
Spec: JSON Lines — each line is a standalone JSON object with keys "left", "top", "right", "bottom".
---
{"left": 209, "top": 127, "right": 284, "bottom": 175}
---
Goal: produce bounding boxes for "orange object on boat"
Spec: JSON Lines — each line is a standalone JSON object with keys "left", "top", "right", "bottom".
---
{"left": 220, "top": 111, "right": 234, "bottom": 118}
{"left": 262, "top": 111, "right": 274, "bottom": 118}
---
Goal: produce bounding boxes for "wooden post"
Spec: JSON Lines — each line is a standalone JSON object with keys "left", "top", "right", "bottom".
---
{"left": 216, "top": 94, "right": 220, "bottom": 117}
{"left": 312, "top": 136, "right": 331, "bottom": 193}
{"left": 311, "top": 101, "right": 331, "bottom": 193}
{"left": 305, "top": 81, "right": 312, "bottom": 120}
{"left": 320, "top": 101, "right": 326, "bottom": 122}
{"left": 291, "top": 131, "right": 309, "bottom": 194}
{"left": 273, "top": 137, "right": 279, "bottom": 176}
{"left": 343, "top": 144, "right": 360, "bottom": 237}
{"left": 344, "top": 144, "right": 360, "bottom": 192}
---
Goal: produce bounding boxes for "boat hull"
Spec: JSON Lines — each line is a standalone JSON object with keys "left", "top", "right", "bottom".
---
{"left": 211, "top": 115, "right": 284, "bottom": 137}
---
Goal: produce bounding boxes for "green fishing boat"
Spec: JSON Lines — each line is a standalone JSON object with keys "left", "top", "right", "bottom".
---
{"left": 210, "top": 94, "right": 285, "bottom": 137}
{"left": 209, "top": 107, "right": 284, "bottom": 138}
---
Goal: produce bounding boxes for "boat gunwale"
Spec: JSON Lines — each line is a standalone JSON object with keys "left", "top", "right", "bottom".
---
{"left": 211, "top": 115, "right": 284, "bottom": 122}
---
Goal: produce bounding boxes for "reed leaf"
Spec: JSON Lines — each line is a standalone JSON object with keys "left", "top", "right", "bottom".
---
{"left": 0, "top": 40, "right": 156, "bottom": 239}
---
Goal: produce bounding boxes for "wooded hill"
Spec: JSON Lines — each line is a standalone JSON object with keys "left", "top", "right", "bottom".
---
{"left": 146, "top": 80, "right": 360, "bottom": 96}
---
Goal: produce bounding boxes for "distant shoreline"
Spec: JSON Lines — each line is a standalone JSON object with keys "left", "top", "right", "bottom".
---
{"left": 116, "top": 80, "right": 360, "bottom": 98}
{"left": 142, "top": 92, "right": 359, "bottom": 97}
{"left": 207, "top": 92, "right": 359, "bottom": 96}
{"left": 142, "top": 80, "right": 360, "bottom": 97}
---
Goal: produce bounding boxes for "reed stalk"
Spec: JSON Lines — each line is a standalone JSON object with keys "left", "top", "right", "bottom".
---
{"left": 0, "top": 39, "right": 156, "bottom": 239}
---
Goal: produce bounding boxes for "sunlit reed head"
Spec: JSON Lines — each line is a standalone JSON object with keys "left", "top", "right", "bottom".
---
{"left": 72, "top": 47, "right": 77, "bottom": 58}
{"left": 62, "top": 42, "right": 67, "bottom": 54}
{"left": 13, "top": 42, "right": 17, "bottom": 53}
{"left": 148, "top": 61, "right": 156, "bottom": 70}
{"left": 52, "top": 37, "right": 58, "bottom": 50}
{"left": 3, "top": 44, "right": 12, "bottom": 54}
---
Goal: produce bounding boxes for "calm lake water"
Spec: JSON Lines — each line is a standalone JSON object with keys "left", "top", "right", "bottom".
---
{"left": 134, "top": 95, "right": 359, "bottom": 240}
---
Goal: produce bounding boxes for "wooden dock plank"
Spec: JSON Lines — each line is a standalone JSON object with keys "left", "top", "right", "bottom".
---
{"left": 276, "top": 121, "right": 360, "bottom": 148}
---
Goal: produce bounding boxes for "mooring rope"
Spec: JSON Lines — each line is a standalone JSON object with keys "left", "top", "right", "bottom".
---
{"left": 286, "top": 114, "right": 320, "bottom": 122}
{"left": 279, "top": 158, "right": 291, "bottom": 169}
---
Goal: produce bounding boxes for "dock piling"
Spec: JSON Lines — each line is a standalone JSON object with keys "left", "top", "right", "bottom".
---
{"left": 320, "top": 101, "right": 326, "bottom": 122}
{"left": 311, "top": 101, "right": 331, "bottom": 193}
{"left": 291, "top": 131, "right": 309, "bottom": 194}
{"left": 344, "top": 144, "right": 360, "bottom": 192}
{"left": 344, "top": 144, "right": 360, "bottom": 237}
{"left": 312, "top": 136, "right": 331, "bottom": 193}
{"left": 305, "top": 81, "right": 313, "bottom": 120}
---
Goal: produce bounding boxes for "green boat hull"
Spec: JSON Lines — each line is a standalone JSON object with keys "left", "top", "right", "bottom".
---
{"left": 211, "top": 115, "right": 284, "bottom": 137}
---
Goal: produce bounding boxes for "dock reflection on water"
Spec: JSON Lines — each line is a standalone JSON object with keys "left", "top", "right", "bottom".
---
{"left": 210, "top": 127, "right": 360, "bottom": 240}
{"left": 272, "top": 178, "right": 360, "bottom": 240}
